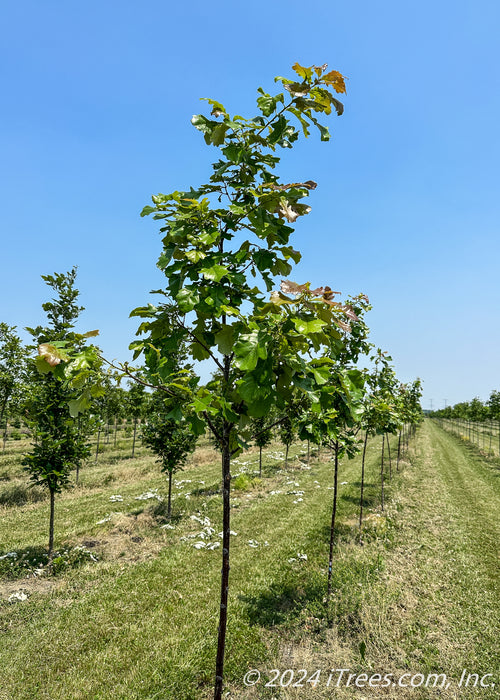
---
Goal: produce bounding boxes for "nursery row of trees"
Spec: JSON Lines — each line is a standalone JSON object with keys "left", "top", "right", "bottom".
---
{"left": 429, "top": 391, "right": 500, "bottom": 421}
{"left": 430, "top": 393, "right": 500, "bottom": 457}
{"left": 4, "top": 63, "right": 423, "bottom": 699}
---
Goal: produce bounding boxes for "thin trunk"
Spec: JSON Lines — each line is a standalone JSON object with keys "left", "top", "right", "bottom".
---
{"left": 167, "top": 471, "right": 172, "bottom": 518}
{"left": 2, "top": 420, "right": 8, "bottom": 452}
{"left": 95, "top": 424, "right": 101, "bottom": 464}
{"left": 307, "top": 439, "right": 310, "bottom": 466}
{"left": 317, "top": 444, "right": 321, "bottom": 462}
{"left": 380, "top": 435, "right": 385, "bottom": 512}
{"left": 214, "top": 434, "right": 231, "bottom": 700}
{"left": 285, "top": 443, "right": 289, "bottom": 469}
{"left": 48, "top": 489, "right": 55, "bottom": 563}
{"left": 114, "top": 417, "right": 117, "bottom": 447}
{"left": 359, "top": 431, "right": 368, "bottom": 530}
{"left": 386, "top": 433, "right": 392, "bottom": 479}
{"left": 327, "top": 441, "right": 340, "bottom": 607}
{"left": 396, "top": 431, "right": 401, "bottom": 471}
{"left": 132, "top": 416, "right": 137, "bottom": 457}
{"left": 259, "top": 445, "right": 262, "bottom": 477}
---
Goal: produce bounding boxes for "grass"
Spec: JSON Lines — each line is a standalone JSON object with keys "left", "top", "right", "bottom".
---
{"left": 0, "top": 423, "right": 498, "bottom": 699}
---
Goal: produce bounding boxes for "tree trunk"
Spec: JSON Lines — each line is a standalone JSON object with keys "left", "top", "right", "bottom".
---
{"left": 327, "top": 441, "right": 339, "bottom": 609}
{"left": 132, "top": 416, "right": 137, "bottom": 457}
{"left": 359, "top": 431, "right": 368, "bottom": 531}
{"left": 259, "top": 445, "right": 262, "bottom": 477}
{"left": 214, "top": 434, "right": 231, "bottom": 700}
{"left": 48, "top": 489, "right": 55, "bottom": 563}
{"left": 307, "top": 439, "right": 310, "bottom": 466}
{"left": 380, "top": 435, "right": 385, "bottom": 512}
{"left": 167, "top": 471, "right": 172, "bottom": 519}
{"left": 2, "top": 419, "right": 8, "bottom": 452}
{"left": 285, "top": 443, "right": 289, "bottom": 469}
{"left": 386, "top": 433, "right": 392, "bottom": 479}
{"left": 95, "top": 424, "right": 101, "bottom": 464}
{"left": 114, "top": 417, "right": 118, "bottom": 447}
{"left": 396, "top": 431, "right": 401, "bottom": 471}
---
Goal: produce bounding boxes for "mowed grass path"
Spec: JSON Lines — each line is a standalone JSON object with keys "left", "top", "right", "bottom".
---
{"left": 0, "top": 422, "right": 499, "bottom": 699}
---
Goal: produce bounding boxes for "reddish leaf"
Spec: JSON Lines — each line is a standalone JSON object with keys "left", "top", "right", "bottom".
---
{"left": 343, "top": 305, "right": 359, "bottom": 322}
{"left": 280, "top": 280, "right": 309, "bottom": 295}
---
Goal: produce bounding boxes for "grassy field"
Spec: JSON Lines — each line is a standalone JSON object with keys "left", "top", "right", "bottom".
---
{"left": 0, "top": 421, "right": 498, "bottom": 699}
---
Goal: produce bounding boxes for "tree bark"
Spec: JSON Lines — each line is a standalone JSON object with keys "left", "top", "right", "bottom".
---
{"left": 359, "top": 431, "right": 368, "bottom": 530}
{"left": 386, "top": 433, "right": 392, "bottom": 479}
{"left": 132, "top": 416, "right": 137, "bottom": 457}
{"left": 48, "top": 489, "right": 55, "bottom": 563}
{"left": 214, "top": 432, "right": 231, "bottom": 700}
{"left": 327, "top": 441, "right": 339, "bottom": 605}
{"left": 380, "top": 435, "right": 385, "bottom": 512}
{"left": 167, "top": 471, "right": 172, "bottom": 518}
{"left": 396, "top": 431, "right": 401, "bottom": 471}
{"left": 95, "top": 424, "right": 101, "bottom": 464}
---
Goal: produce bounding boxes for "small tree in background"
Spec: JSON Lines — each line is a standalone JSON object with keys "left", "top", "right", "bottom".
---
{"left": 142, "top": 391, "right": 197, "bottom": 517}
{"left": 252, "top": 416, "right": 273, "bottom": 476}
{"left": 279, "top": 415, "right": 296, "bottom": 469}
{"left": 0, "top": 323, "right": 28, "bottom": 449}
{"left": 23, "top": 269, "right": 103, "bottom": 562}
{"left": 126, "top": 381, "right": 147, "bottom": 457}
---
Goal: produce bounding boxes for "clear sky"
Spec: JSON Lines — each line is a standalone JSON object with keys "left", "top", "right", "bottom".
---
{"left": 1, "top": 0, "right": 499, "bottom": 410}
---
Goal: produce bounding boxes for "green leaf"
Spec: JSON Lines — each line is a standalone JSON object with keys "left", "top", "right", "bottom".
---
{"left": 157, "top": 246, "right": 176, "bottom": 270}
{"left": 214, "top": 325, "right": 234, "bottom": 355}
{"left": 292, "top": 318, "right": 327, "bottom": 335}
{"left": 176, "top": 288, "right": 199, "bottom": 313}
{"left": 200, "top": 264, "right": 229, "bottom": 282}
{"left": 34, "top": 355, "right": 53, "bottom": 374}
{"left": 233, "top": 331, "right": 267, "bottom": 371}
{"left": 257, "top": 88, "right": 283, "bottom": 117}
{"left": 68, "top": 393, "right": 91, "bottom": 418}
{"left": 185, "top": 249, "right": 206, "bottom": 263}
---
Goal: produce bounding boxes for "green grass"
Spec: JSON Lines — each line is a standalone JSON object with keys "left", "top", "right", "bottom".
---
{"left": 0, "top": 423, "right": 498, "bottom": 699}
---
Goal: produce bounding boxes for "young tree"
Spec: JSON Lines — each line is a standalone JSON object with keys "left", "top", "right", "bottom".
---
{"left": 252, "top": 416, "right": 273, "bottom": 476}
{"left": 142, "top": 392, "right": 197, "bottom": 517}
{"left": 128, "top": 62, "right": 356, "bottom": 699}
{"left": 0, "top": 323, "right": 27, "bottom": 449}
{"left": 125, "top": 381, "right": 147, "bottom": 457}
{"left": 23, "top": 269, "right": 103, "bottom": 562}
{"left": 279, "top": 415, "right": 296, "bottom": 469}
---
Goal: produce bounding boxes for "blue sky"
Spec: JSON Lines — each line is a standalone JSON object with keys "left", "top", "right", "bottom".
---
{"left": 1, "top": 0, "right": 499, "bottom": 409}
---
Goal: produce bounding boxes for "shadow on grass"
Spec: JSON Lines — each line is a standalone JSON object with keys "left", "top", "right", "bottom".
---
{"left": 0, "top": 483, "right": 47, "bottom": 507}
{"left": 240, "top": 572, "right": 326, "bottom": 628}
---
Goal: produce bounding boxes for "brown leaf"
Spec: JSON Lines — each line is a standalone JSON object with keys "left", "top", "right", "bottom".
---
{"left": 342, "top": 305, "right": 359, "bottom": 322}
{"left": 280, "top": 280, "right": 309, "bottom": 295}
{"left": 335, "top": 318, "right": 352, "bottom": 333}
{"left": 322, "top": 70, "right": 347, "bottom": 94}
{"left": 269, "top": 180, "right": 317, "bottom": 192}
{"left": 322, "top": 298, "right": 342, "bottom": 309}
